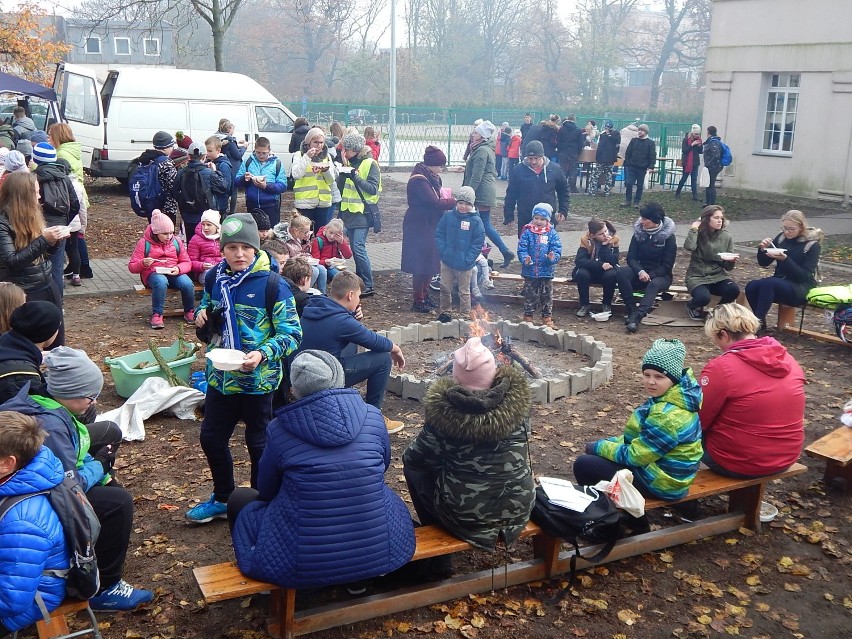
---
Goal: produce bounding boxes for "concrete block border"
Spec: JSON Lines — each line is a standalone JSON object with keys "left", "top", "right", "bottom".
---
{"left": 387, "top": 321, "right": 613, "bottom": 404}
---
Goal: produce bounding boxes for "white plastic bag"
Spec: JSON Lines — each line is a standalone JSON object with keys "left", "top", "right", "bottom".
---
{"left": 698, "top": 166, "right": 710, "bottom": 188}
{"left": 594, "top": 468, "right": 646, "bottom": 517}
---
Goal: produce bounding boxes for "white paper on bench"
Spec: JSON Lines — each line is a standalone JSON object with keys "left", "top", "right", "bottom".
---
{"left": 539, "top": 476, "right": 595, "bottom": 512}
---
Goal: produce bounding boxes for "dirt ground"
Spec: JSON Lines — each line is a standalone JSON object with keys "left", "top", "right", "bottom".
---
{"left": 59, "top": 177, "right": 852, "bottom": 639}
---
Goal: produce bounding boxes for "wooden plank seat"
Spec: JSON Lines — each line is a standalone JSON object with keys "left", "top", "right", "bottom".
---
{"left": 777, "top": 303, "right": 852, "bottom": 348}
{"left": 134, "top": 283, "right": 204, "bottom": 318}
{"left": 805, "top": 427, "right": 852, "bottom": 490}
{"left": 10, "top": 599, "right": 102, "bottom": 639}
{"left": 193, "top": 463, "right": 806, "bottom": 639}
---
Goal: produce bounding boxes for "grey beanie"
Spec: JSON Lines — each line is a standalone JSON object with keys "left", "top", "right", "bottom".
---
{"left": 220, "top": 213, "right": 261, "bottom": 251}
{"left": 341, "top": 132, "right": 366, "bottom": 153}
{"left": 290, "top": 350, "right": 344, "bottom": 398}
{"left": 44, "top": 346, "right": 104, "bottom": 399}
{"left": 525, "top": 140, "right": 545, "bottom": 157}
{"left": 153, "top": 130, "right": 176, "bottom": 149}
{"left": 455, "top": 186, "right": 476, "bottom": 206}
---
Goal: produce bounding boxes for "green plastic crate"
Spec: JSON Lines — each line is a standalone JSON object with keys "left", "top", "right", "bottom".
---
{"left": 104, "top": 340, "right": 197, "bottom": 398}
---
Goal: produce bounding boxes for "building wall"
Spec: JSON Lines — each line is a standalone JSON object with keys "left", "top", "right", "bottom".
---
{"left": 63, "top": 20, "right": 176, "bottom": 67}
{"left": 703, "top": 0, "right": 852, "bottom": 203}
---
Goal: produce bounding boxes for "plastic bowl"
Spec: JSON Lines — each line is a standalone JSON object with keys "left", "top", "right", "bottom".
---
{"left": 590, "top": 311, "right": 612, "bottom": 322}
{"left": 765, "top": 248, "right": 787, "bottom": 257}
{"left": 759, "top": 501, "right": 778, "bottom": 522}
{"left": 305, "top": 257, "right": 320, "bottom": 266}
{"left": 205, "top": 348, "right": 246, "bottom": 371}
{"left": 718, "top": 252, "right": 739, "bottom": 260}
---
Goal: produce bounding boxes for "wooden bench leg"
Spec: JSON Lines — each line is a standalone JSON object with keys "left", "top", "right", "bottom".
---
{"left": 823, "top": 461, "right": 852, "bottom": 492}
{"left": 532, "top": 534, "right": 561, "bottom": 577}
{"left": 36, "top": 614, "right": 70, "bottom": 639}
{"left": 267, "top": 588, "right": 295, "bottom": 639}
{"left": 727, "top": 484, "right": 765, "bottom": 533}
{"left": 777, "top": 305, "right": 798, "bottom": 332}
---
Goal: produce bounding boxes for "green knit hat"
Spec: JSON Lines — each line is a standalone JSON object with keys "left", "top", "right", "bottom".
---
{"left": 642, "top": 338, "right": 686, "bottom": 384}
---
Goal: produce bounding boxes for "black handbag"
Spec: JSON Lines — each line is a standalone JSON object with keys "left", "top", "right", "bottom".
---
{"left": 351, "top": 180, "right": 382, "bottom": 233}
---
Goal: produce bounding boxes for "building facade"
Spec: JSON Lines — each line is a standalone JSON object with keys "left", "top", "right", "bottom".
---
{"left": 703, "top": 0, "right": 852, "bottom": 204}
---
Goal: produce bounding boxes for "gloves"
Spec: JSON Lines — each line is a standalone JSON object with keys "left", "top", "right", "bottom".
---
{"left": 584, "top": 441, "right": 597, "bottom": 455}
{"left": 94, "top": 444, "right": 116, "bottom": 475}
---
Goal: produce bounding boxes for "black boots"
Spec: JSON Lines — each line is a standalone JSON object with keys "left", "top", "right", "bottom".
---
{"left": 626, "top": 308, "right": 645, "bottom": 333}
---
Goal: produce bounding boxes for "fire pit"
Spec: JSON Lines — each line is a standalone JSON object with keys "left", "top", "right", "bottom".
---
{"left": 378, "top": 314, "right": 613, "bottom": 404}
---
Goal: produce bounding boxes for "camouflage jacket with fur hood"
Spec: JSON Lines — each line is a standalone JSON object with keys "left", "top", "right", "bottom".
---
{"left": 402, "top": 365, "right": 534, "bottom": 551}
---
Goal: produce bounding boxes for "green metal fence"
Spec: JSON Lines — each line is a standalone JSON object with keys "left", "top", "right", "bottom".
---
{"left": 286, "top": 102, "right": 695, "bottom": 180}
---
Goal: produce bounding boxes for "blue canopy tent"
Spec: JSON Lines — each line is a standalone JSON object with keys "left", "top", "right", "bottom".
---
{"left": 0, "top": 71, "right": 57, "bottom": 101}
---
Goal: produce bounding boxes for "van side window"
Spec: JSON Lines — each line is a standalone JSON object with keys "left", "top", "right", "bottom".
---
{"left": 60, "top": 73, "right": 100, "bottom": 127}
{"left": 256, "top": 106, "right": 293, "bottom": 133}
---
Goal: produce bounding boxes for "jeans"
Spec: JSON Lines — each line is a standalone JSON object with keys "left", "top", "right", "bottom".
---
{"left": 573, "top": 267, "right": 618, "bottom": 305}
{"left": 78, "top": 235, "right": 91, "bottom": 275}
{"left": 341, "top": 350, "right": 392, "bottom": 409}
{"left": 616, "top": 266, "right": 672, "bottom": 315}
{"left": 346, "top": 226, "right": 373, "bottom": 290}
{"left": 745, "top": 277, "right": 803, "bottom": 321}
{"left": 676, "top": 166, "right": 699, "bottom": 199}
{"left": 311, "top": 264, "right": 328, "bottom": 293}
{"left": 65, "top": 232, "right": 81, "bottom": 275}
{"left": 705, "top": 168, "right": 722, "bottom": 204}
{"left": 689, "top": 280, "right": 740, "bottom": 309}
{"left": 49, "top": 238, "right": 66, "bottom": 298}
{"left": 199, "top": 386, "right": 273, "bottom": 501}
{"left": 623, "top": 166, "right": 647, "bottom": 204}
{"left": 478, "top": 208, "right": 511, "bottom": 257}
{"left": 147, "top": 273, "right": 196, "bottom": 315}
{"left": 301, "top": 205, "right": 332, "bottom": 231}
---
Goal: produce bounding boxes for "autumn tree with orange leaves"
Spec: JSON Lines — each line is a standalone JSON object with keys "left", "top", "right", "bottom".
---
{"left": 0, "top": 3, "right": 70, "bottom": 85}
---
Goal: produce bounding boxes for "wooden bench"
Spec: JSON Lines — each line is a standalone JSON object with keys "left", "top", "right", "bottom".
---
{"left": 134, "top": 283, "right": 204, "bottom": 318}
{"left": 805, "top": 426, "right": 852, "bottom": 490}
{"left": 777, "top": 303, "right": 852, "bottom": 348}
{"left": 11, "top": 599, "right": 102, "bottom": 639}
{"left": 193, "top": 463, "right": 806, "bottom": 639}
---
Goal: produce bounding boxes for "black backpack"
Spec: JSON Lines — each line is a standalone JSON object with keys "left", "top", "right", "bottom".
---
{"left": 0, "top": 474, "right": 101, "bottom": 600}
{"left": 38, "top": 173, "right": 72, "bottom": 224}
{"left": 177, "top": 164, "right": 215, "bottom": 215}
{"left": 129, "top": 156, "right": 168, "bottom": 218}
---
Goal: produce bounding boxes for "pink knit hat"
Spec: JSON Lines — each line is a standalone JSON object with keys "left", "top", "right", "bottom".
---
{"left": 150, "top": 209, "right": 174, "bottom": 235}
{"left": 452, "top": 337, "right": 496, "bottom": 391}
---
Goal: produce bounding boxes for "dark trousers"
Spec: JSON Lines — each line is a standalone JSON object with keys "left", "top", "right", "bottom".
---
{"left": 623, "top": 167, "right": 647, "bottom": 204}
{"left": 412, "top": 273, "right": 432, "bottom": 304}
{"left": 199, "top": 386, "right": 273, "bottom": 502}
{"left": 495, "top": 154, "right": 503, "bottom": 177}
{"left": 676, "top": 166, "right": 699, "bottom": 199}
{"left": 64, "top": 231, "right": 81, "bottom": 275}
{"left": 701, "top": 449, "right": 769, "bottom": 479}
{"left": 88, "top": 483, "right": 134, "bottom": 591}
{"left": 559, "top": 152, "right": 580, "bottom": 191}
{"left": 403, "top": 465, "right": 441, "bottom": 528}
{"left": 78, "top": 235, "right": 91, "bottom": 276}
{"left": 705, "top": 168, "right": 722, "bottom": 204}
{"left": 26, "top": 279, "right": 64, "bottom": 348}
{"left": 341, "top": 349, "right": 392, "bottom": 409}
{"left": 572, "top": 454, "right": 653, "bottom": 496}
{"left": 301, "top": 205, "right": 333, "bottom": 231}
{"left": 573, "top": 267, "right": 618, "bottom": 306}
{"left": 615, "top": 267, "right": 672, "bottom": 314}
{"left": 48, "top": 238, "right": 66, "bottom": 300}
{"left": 745, "top": 277, "right": 803, "bottom": 322}
{"left": 87, "top": 420, "right": 123, "bottom": 458}
{"left": 227, "top": 487, "right": 260, "bottom": 533}
{"left": 689, "top": 280, "right": 740, "bottom": 309}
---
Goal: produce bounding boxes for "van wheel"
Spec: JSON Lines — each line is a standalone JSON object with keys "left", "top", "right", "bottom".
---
{"left": 116, "top": 177, "right": 128, "bottom": 186}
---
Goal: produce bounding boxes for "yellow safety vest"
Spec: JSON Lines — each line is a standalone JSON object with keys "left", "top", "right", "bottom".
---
{"left": 293, "top": 153, "right": 333, "bottom": 207}
{"left": 341, "top": 158, "right": 381, "bottom": 213}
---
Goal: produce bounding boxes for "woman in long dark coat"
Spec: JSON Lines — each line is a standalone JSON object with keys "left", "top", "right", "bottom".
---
{"left": 401, "top": 146, "right": 456, "bottom": 312}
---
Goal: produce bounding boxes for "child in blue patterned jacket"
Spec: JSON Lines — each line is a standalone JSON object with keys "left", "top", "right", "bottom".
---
{"left": 517, "top": 203, "right": 562, "bottom": 327}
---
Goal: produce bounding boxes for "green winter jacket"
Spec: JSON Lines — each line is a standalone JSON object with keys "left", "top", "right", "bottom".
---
{"left": 463, "top": 138, "right": 497, "bottom": 208}
{"left": 402, "top": 365, "right": 534, "bottom": 551}
{"left": 683, "top": 227, "right": 735, "bottom": 292}
{"left": 592, "top": 369, "right": 703, "bottom": 501}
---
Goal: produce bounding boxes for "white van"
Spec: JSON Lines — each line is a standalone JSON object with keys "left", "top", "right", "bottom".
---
{"left": 53, "top": 63, "right": 297, "bottom": 181}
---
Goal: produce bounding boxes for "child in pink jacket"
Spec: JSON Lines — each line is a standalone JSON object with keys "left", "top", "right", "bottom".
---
{"left": 188, "top": 210, "right": 224, "bottom": 283}
{"left": 128, "top": 209, "right": 195, "bottom": 329}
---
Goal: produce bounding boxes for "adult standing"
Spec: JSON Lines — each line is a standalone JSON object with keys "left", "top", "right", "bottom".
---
{"left": 683, "top": 205, "right": 740, "bottom": 320}
{"left": 401, "top": 146, "right": 456, "bottom": 312}
{"left": 745, "top": 210, "right": 822, "bottom": 330}
{"left": 0, "top": 172, "right": 65, "bottom": 347}
{"left": 616, "top": 202, "right": 677, "bottom": 333}
{"left": 290, "top": 127, "right": 337, "bottom": 230}
{"left": 504, "top": 140, "right": 569, "bottom": 237}
{"left": 463, "top": 120, "right": 514, "bottom": 268}
{"left": 288, "top": 117, "right": 310, "bottom": 154}
{"left": 557, "top": 114, "right": 584, "bottom": 194}
{"left": 588, "top": 120, "right": 620, "bottom": 196}
{"left": 130, "top": 131, "right": 179, "bottom": 222}
{"left": 698, "top": 303, "right": 805, "bottom": 477}
{"left": 338, "top": 132, "right": 380, "bottom": 296}
{"left": 620, "top": 124, "right": 656, "bottom": 209}
{"left": 519, "top": 113, "right": 533, "bottom": 141}
{"left": 702, "top": 126, "right": 723, "bottom": 205}
{"left": 675, "top": 125, "right": 702, "bottom": 201}
{"left": 215, "top": 119, "right": 247, "bottom": 215}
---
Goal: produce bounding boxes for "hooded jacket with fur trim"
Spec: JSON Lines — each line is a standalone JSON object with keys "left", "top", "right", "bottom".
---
{"left": 755, "top": 228, "right": 823, "bottom": 301}
{"left": 402, "top": 365, "right": 534, "bottom": 551}
{"left": 626, "top": 217, "right": 677, "bottom": 280}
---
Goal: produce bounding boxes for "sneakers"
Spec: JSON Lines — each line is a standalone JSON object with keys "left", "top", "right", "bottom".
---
{"left": 601, "top": 304, "right": 612, "bottom": 315}
{"left": 501, "top": 251, "right": 515, "bottom": 269}
{"left": 361, "top": 288, "right": 375, "bottom": 297}
{"left": 542, "top": 317, "right": 557, "bottom": 329}
{"left": 384, "top": 416, "right": 405, "bottom": 434}
{"left": 424, "top": 296, "right": 439, "bottom": 309}
{"left": 411, "top": 301, "right": 431, "bottom": 313}
{"left": 429, "top": 275, "right": 442, "bottom": 291}
{"left": 184, "top": 309, "right": 195, "bottom": 323}
{"left": 185, "top": 494, "right": 228, "bottom": 524}
{"left": 626, "top": 310, "right": 644, "bottom": 334}
{"left": 522, "top": 314, "right": 534, "bottom": 323}
{"left": 89, "top": 580, "right": 154, "bottom": 612}
{"left": 70, "top": 275, "right": 82, "bottom": 287}
{"left": 619, "top": 202, "right": 631, "bottom": 207}
{"left": 686, "top": 305, "right": 706, "bottom": 321}
{"left": 437, "top": 312, "right": 452, "bottom": 323}
{"left": 150, "top": 313, "right": 165, "bottom": 330}
{"left": 576, "top": 305, "right": 590, "bottom": 318}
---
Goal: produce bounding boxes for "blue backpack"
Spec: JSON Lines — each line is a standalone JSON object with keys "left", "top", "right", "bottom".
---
{"left": 719, "top": 141, "right": 733, "bottom": 167}
{"left": 129, "top": 156, "right": 167, "bottom": 217}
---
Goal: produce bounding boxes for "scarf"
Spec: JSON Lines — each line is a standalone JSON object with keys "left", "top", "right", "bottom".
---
{"left": 214, "top": 255, "right": 259, "bottom": 350}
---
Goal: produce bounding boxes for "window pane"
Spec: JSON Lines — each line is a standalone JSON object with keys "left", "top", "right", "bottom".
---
{"left": 63, "top": 73, "right": 100, "bottom": 126}
{"left": 144, "top": 39, "right": 159, "bottom": 55}
{"left": 789, "top": 74, "right": 800, "bottom": 88}
{"left": 787, "top": 93, "right": 798, "bottom": 113}
{"left": 115, "top": 38, "right": 130, "bottom": 55}
{"left": 255, "top": 106, "right": 293, "bottom": 133}
{"left": 771, "top": 74, "right": 780, "bottom": 87}
{"left": 85, "top": 38, "right": 99, "bottom": 54}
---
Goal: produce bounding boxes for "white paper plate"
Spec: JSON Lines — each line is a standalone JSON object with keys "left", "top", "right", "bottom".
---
{"left": 154, "top": 266, "right": 173, "bottom": 274}
{"left": 305, "top": 257, "right": 320, "bottom": 266}
{"left": 590, "top": 311, "right": 612, "bottom": 322}
{"left": 765, "top": 248, "right": 787, "bottom": 257}
{"left": 337, "top": 166, "right": 353, "bottom": 174}
{"left": 759, "top": 501, "right": 778, "bottom": 522}
{"left": 718, "top": 252, "right": 739, "bottom": 260}
{"left": 205, "top": 348, "right": 246, "bottom": 371}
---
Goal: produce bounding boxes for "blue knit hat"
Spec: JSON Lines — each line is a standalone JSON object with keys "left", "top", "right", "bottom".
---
{"left": 531, "top": 203, "right": 552, "bottom": 221}
{"left": 32, "top": 142, "right": 57, "bottom": 165}
{"left": 642, "top": 339, "right": 686, "bottom": 384}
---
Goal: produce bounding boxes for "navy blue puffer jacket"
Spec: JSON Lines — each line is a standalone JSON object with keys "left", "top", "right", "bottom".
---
{"left": 231, "top": 388, "right": 415, "bottom": 588}
{"left": 0, "top": 447, "right": 68, "bottom": 632}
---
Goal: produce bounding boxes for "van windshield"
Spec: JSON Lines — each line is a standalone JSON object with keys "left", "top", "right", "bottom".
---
{"left": 256, "top": 106, "right": 293, "bottom": 133}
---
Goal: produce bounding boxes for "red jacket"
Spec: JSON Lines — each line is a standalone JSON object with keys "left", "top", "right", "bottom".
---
{"left": 310, "top": 226, "right": 353, "bottom": 266}
{"left": 128, "top": 227, "right": 191, "bottom": 286}
{"left": 508, "top": 134, "right": 522, "bottom": 159}
{"left": 365, "top": 139, "right": 381, "bottom": 161}
{"left": 698, "top": 336, "right": 805, "bottom": 476}
{"left": 187, "top": 226, "right": 223, "bottom": 277}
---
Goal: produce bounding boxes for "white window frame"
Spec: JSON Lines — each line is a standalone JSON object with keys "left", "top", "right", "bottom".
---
{"left": 84, "top": 37, "right": 101, "bottom": 55}
{"left": 760, "top": 73, "right": 799, "bottom": 156}
{"left": 627, "top": 69, "right": 653, "bottom": 87}
{"left": 143, "top": 38, "right": 160, "bottom": 57}
{"left": 114, "top": 37, "right": 131, "bottom": 56}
